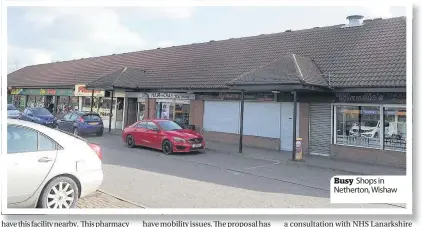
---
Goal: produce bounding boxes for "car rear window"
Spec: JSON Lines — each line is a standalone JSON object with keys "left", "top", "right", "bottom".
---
{"left": 83, "top": 114, "right": 102, "bottom": 121}
{"left": 32, "top": 108, "right": 51, "bottom": 115}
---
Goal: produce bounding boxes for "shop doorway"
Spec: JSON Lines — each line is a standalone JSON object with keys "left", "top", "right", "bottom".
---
{"left": 126, "top": 98, "right": 138, "bottom": 127}
{"left": 45, "top": 96, "right": 55, "bottom": 113}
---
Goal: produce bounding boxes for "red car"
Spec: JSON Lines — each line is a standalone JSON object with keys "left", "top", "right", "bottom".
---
{"left": 122, "top": 119, "right": 206, "bottom": 154}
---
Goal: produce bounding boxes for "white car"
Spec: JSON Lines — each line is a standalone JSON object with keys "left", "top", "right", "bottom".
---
{"left": 349, "top": 120, "right": 396, "bottom": 138}
{"left": 7, "top": 119, "right": 103, "bottom": 209}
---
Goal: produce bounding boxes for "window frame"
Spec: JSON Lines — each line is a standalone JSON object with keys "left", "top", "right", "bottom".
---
{"left": 331, "top": 103, "right": 406, "bottom": 152}
{"left": 7, "top": 124, "right": 63, "bottom": 154}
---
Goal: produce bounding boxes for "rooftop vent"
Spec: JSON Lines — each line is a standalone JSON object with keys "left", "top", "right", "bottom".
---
{"left": 342, "top": 15, "right": 364, "bottom": 28}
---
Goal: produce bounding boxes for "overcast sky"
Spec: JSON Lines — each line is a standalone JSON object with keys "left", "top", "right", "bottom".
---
{"left": 7, "top": 5, "right": 406, "bottom": 73}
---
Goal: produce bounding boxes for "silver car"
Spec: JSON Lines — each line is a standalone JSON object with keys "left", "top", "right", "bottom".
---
{"left": 7, "top": 119, "right": 104, "bottom": 209}
{"left": 7, "top": 104, "right": 21, "bottom": 119}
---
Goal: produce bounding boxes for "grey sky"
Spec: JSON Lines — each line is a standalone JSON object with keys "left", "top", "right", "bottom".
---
{"left": 7, "top": 5, "right": 406, "bottom": 73}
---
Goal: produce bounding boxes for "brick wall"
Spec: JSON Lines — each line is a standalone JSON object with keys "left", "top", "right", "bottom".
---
{"left": 330, "top": 144, "right": 406, "bottom": 168}
{"left": 145, "top": 98, "right": 156, "bottom": 118}
{"left": 202, "top": 131, "right": 280, "bottom": 150}
{"left": 189, "top": 100, "right": 204, "bottom": 132}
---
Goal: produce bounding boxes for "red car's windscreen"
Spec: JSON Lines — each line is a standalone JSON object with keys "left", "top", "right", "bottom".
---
{"left": 156, "top": 121, "right": 183, "bottom": 131}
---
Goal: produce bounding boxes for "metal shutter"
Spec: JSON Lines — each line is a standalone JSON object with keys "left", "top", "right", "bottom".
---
{"left": 203, "top": 101, "right": 240, "bottom": 134}
{"left": 309, "top": 103, "right": 332, "bottom": 156}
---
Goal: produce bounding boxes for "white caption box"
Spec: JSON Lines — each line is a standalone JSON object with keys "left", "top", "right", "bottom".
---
{"left": 330, "top": 175, "right": 410, "bottom": 204}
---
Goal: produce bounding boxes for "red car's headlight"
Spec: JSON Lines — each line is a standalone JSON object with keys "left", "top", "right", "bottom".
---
{"left": 173, "top": 137, "right": 187, "bottom": 143}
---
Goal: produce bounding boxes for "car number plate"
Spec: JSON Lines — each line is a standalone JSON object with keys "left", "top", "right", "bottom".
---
{"left": 192, "top": 144, "right": 202, "bottom": 148}
{"left": 89, "top": 122, "right": 98, "bottom": 125}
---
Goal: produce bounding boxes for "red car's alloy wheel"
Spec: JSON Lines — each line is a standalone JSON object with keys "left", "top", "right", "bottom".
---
{"left": 162, "top": 140, "right": 173, "bottom": 155}
{"left": 126, "top": 135, "right": 135, "bottom": 148}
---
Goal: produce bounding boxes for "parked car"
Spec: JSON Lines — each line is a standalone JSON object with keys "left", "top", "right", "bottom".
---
{"left": 122, "top": 119, "right": 205, "bottom": 155}
{"left": 56, "top": 111, "right": 104, "bottom": 136}
{"left": 7, "top": 104, "right": 21, "bottom": 119}
{"left": 349, "top": 120, "right": 396, "bottom": 138}
{"left": 7, "top": 119, "right": 103, "bottom": 209}
{"left": 20, "top": 107, "right": 57, "bottom": 128}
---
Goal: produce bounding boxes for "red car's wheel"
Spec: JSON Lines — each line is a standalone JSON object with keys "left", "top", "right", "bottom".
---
{"left": 162, "top": 140, "right": 173, "bottom": 155}
{"left": 126, "top": 135, "right": 135, "bottom": 148}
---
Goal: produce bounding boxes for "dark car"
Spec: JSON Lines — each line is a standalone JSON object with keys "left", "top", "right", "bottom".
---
{"left": 57, "top": 111, "right": 104, "bottom": 136}
{"left": 20, "top": 107, "right": 57, "bottom": 128}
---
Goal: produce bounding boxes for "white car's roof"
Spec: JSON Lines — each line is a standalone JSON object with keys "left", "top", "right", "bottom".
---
{"left": 7, "top": 119, "right": 87, "bottom": 147}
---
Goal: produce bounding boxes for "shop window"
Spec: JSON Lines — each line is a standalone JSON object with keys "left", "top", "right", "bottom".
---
{"left": 334, "top": 105, "right": 381, "bottom": 149}
{"left": 98, "top": 98, "right": 116, "bottom": 118}
{"left": 174, "top": 104, "right": 190, "bottom": 127}
{"left": 138, "top": 102, "right": 145, "bottom": 120}
{"left": 57, "top": 96, "right": 70, "bottom": 114}
{"left": 82, "top": 97, "right": 101, "bottom": 112}
{"left": 70, "top": 97, "right": 79, "bottom": 111}
{"left": 334, "top": 105, "right": 406, "bottom": 152}
{"left": 27, "top": 96, "right": 36, "bottom": 108}
{"left": 383, "top": 107, "right": 406, "bottom": 152}
{"left": 35, "top": 96, "right": 44, "bottom": 108}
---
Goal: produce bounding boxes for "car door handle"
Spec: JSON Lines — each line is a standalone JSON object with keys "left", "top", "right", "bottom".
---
{"left": 38, "top": 157, "right": 53, "bottom": 163}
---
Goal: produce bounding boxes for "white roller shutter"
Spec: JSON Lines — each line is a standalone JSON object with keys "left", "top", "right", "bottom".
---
{"left": 203, "top": 101, "right": 240, "bottom": 134}
{"left": 243, "top": 102, "right": 281, "bottom": 138}
{"left": 309, "top": 103, "right": 332, "bottom": 156}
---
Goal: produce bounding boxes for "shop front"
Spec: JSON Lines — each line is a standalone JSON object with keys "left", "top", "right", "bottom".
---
{"left": 194, "top": 92, "right": 299, "bottom": 151}
{"left": 123, "top": 92, "right": 147, "bottom": 128}
{"left": 10, "top": 88, "right": 75, "bottom": 113}
{"left": 149, "top": 92, "right": 196, "bottom": 128}
{"left": 74, "top": 85, "right": 126, "bottom": 130}
{"left": 305, "top": 92, "right": 407, "bottom": 167}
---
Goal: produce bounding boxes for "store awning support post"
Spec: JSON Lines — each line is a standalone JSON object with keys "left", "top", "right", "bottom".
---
{"left": 239, "top": 90, "right": 245, "bottom": 153}
{"left": 90, "top": 90, "right": 94, "bottom": 112}
{"left": 292, "top": 90, "right": 297, "bottom": 161}
{"left": 109, "top": 89, "right": 114, "bottom": 132}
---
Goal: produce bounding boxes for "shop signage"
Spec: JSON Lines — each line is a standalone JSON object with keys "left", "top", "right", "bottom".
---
{"left": 74, "top": 85, "right": 105, "bottom": 97}
{"left": 10, "top": 88, "right": 74, "bottom": 96}
{"left": 334, "top": 92, "right": 406, "bottom": 104}
{"left": 148, "top": 92, "right": 195, "bottom": 100}
{"left": 197, "top": 92, "right": 274, "bottom": 101}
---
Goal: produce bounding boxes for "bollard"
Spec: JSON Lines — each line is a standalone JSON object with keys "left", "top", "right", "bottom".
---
{"left": 295, "top": 138, "right": 303, "bottom": 161}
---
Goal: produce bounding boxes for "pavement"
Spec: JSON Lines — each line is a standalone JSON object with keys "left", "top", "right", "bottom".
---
{"left": 77, "top": 190, "right": 145, "bottom": 208}
{"left": 83, "top": 132, "right": 406, "bottom": 208}
{"left": 108, "top": 129, "right": 406, "bottom": 176}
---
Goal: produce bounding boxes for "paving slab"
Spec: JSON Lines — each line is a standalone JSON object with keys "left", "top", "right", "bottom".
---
{"left": 77, "top": 190, "right": 145, "bottom": 208}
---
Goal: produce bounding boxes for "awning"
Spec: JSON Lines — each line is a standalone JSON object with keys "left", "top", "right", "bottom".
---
{"left": 85, "top": 67, "right": 147, "bottom": 90}
{"left": 226, "top": 54, "right": 330, "bottom": 92}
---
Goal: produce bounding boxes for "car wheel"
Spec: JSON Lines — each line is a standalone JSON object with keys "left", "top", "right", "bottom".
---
{"left": 162, "top": 140, "right": 173, "bottom": 155}
{"left": 96, "top": 131, "right": 103, "bottom": 136}
{"left": 73, "top": 128, "right": 79, "bottom": 136}
{"left": 39, "top": 176, "right": 79, "bottom": 209}
{"left": 126, "top": 135, "right": 135, "bottom": 148}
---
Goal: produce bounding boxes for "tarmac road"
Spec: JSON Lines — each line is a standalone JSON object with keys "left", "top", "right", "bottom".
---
{"left": 87, "top": 133, "right": 404, "bottom": 209}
